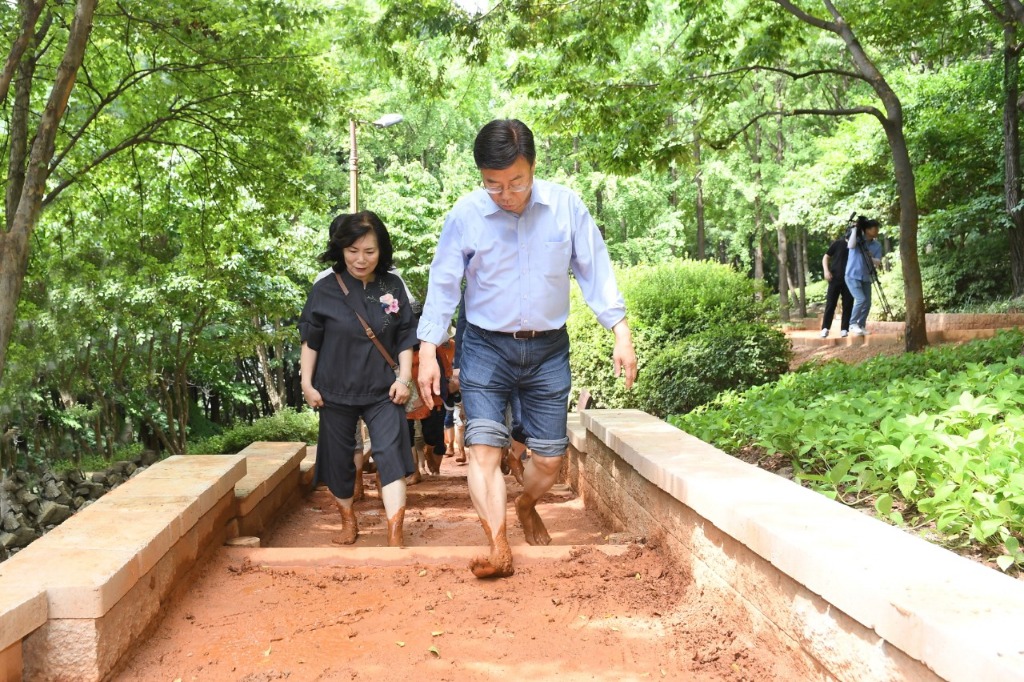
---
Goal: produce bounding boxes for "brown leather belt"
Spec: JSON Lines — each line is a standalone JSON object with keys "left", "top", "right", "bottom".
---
{"left": 470, "top": 324, "right": 565, "bottom": 340}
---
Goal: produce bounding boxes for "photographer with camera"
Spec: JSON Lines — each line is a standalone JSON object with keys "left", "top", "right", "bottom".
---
{"left": 844, "top": 215, "right": 882, "bottom": 336}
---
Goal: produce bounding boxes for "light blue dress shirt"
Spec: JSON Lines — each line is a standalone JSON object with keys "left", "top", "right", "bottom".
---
{"left": 417, "top": 178, "right": 627, "bottom": 346}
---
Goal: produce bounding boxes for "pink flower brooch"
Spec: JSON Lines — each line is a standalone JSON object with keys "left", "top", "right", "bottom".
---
{"left": 379, "top": 293, "right": 400, "bottom": 315}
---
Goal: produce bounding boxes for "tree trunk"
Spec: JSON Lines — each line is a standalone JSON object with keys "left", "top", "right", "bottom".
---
{"left": 776, "top": 221, "right": 790, "bottom": 321}
{"left": 830, "top": 6, "right": 927, "bottom": 351}
{"left": 773, "top": 0, "right": 928, "bottom": 350}
{"left": 1003, "top": 11, "right": 1024, "bottom": 296}
{"left": 792, "top": 228, "right": 807, "bottom": 318}
{"left": 0, "top": 0, "right": 97, "bottom": 387}
{"left": 254, "top": 317, "right": 284, "bottom": 413}
{"left": 694, "top": 131, "right": 707, "bottom": 260}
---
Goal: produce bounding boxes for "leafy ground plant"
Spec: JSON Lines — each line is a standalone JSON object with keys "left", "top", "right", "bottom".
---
{"left": 673, "top": 329, "right": 1024, "bottom": 574}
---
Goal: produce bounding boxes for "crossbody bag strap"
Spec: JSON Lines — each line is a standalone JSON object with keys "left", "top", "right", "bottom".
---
{"left": 334, "top": 273, "right": 400, "bottom": 372}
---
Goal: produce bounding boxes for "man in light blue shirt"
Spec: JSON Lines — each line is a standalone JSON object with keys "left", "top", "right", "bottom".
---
{"left": 845, "top": 216, "right": 883, "bottom": 336}
{"left": 417, "top": 119, "right": 637, "bottom": 578}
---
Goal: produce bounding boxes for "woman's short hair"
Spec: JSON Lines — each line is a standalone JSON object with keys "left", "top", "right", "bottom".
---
{"left": 319, "top": 211, "right": 394, "bottom": 275}
{"left": 473, "top": 119, "right": 536, "bottom": 170}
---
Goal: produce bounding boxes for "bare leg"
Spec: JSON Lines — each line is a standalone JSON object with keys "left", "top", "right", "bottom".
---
{"left": 380, "top": 479, "right": 407, "bottom": 548}
{"left": 352, "top": 449, "right": 367, "bottom": 502}
{"left": 406, "top": 449, "right": 423, "bottom": 485}
{"left": 444, "top": 426, "right": 454, "bottom": 456}
{"left": 506, "top": 439, "right": 526, "bottom": 485}
{"left": 515, "top": 453, "right": 562, "bottom": 546}
{"left": 427, "top": 444, "right": 441, "bottom": 475}
{"left": 454, "top": 420, "right": 466, "bottom": 464}
{"left": 332, "top": 496, "right": 358, "bottom": 545}
{"left": 466, "top": 444, "right": 514, "bottom": 578}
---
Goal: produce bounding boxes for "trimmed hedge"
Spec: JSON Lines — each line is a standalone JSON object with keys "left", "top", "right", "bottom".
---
{"left": 635, "top": 324, "right": 791, "bottom": 418}
{"left": 569, "top": 259, "right": 787, "bottom": 415}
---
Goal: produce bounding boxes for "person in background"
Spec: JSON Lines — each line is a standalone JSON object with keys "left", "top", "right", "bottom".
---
{"left": 820, "top": 228, "right": 853, "bottom": 338}
{"left": 845, "top": 215, "right": 882, "bottom": 337}
{"left": 299, "top": 211, "right": 417, "bottom": 547}
{"left": 406, "top": 305, "right": 454, "bottom": 479}
{"left": 416, "top": 119, "right": 637, "bottom": 578}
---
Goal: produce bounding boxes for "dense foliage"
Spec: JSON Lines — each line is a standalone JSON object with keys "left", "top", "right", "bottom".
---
{"left": 188, "top": 408, "right": 319, "bottom": 456}
{"left": 568, "top": 260, "right": 788, "bottom": 414}
{"left": 674, "top": 330, "right": 1024, "bottom": 571}
{"left": 3, "top": 0, "right": 1024, "bottom": 481}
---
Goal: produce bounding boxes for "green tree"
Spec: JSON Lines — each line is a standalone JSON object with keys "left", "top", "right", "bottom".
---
{"left": 0, "top": 0, "right": 332, "bottom": 387}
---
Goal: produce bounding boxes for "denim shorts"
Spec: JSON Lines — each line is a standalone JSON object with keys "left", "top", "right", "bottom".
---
{"left": 459, "top": 324, "right": 571, "bottom": 457}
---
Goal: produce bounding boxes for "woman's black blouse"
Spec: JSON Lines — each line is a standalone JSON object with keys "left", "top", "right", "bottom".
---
{"left": 299, "top": 268, "right": 417, "bottom": 404}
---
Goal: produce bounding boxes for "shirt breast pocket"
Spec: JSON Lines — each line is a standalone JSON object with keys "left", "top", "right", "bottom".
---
{"left": 538, "top": 240, "right": 572, "bottom": 279}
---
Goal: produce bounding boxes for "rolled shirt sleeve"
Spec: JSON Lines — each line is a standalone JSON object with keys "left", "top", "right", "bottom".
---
{"left": 298, "top": 291, "right": 325, "bottom": 351}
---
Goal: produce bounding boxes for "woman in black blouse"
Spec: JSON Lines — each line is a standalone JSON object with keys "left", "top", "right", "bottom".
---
{"left": 299, "top": 212, "right": 418, "bottom": 547}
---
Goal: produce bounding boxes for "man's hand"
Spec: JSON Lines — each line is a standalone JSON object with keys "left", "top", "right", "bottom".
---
{"left": 611, "top": 320, "right": 637, "bottom": 389}
{"left": 417, "top": 342, "right": 441, "bottom": 404}
{"left": 824, "top": 270, "right": 832, "bottom": 282}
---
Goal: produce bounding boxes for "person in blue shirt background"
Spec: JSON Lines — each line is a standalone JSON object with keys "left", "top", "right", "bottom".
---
{"left": 416, "top": 119, "right": 637, "bottom": 578}
{"left": 845, "top": 215, "right": 883, "bottom": 337}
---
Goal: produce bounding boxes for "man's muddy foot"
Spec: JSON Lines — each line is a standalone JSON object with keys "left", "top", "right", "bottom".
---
{"left": 515, "top": 495, "right": 551, "bottom": 546}
{"left": 469, "top": 553, "right": 514, "bottom": 578}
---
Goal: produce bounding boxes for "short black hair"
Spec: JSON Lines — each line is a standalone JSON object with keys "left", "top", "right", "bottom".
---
{"left": 473, "top": 119, "right": 535, "bottom": 170}
{"left": 319, "top": 211, "right": 394, "bottom": 276}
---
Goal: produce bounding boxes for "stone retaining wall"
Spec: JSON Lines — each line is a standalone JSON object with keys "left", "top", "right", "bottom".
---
{"left": 0, "top": 442, "right": 306, "bottom": 682}
{"left": 800, "top": 312, "right": 1024, "bottom": 332}
{"left": 566, "top": 410, "right": 1024, "bottom": 682}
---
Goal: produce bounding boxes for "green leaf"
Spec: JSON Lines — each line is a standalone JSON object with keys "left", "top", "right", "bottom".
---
{"left": 897, "top": 470, "right": 917, "bottom": 498}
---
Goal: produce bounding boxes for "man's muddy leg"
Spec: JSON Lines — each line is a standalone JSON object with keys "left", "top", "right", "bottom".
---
{"left": 515, "top": 453, "right": 562, "bottom": 546}
{"left": 466, "top": 443, "right": 514, "bottom": 577}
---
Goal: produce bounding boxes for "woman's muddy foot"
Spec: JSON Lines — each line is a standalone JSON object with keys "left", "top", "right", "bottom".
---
{"left": 387, "top": 507, "right": 405, "bottom": 548}
{"left": 331, "top": 507, "right": 358, "bottom": 545}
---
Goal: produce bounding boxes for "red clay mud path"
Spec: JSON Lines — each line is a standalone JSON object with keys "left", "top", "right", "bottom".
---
{"left": 111, "top": 454, "right": 814, "bottom": 681}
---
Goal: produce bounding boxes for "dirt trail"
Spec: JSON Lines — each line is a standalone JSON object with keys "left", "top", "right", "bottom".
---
{"left": 112, "top": 453, "right": 814, "bottom": 681}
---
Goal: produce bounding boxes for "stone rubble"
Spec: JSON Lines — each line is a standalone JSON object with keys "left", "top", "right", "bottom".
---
{"left": 0, "top": 449, "right": 161, "bottom": 562}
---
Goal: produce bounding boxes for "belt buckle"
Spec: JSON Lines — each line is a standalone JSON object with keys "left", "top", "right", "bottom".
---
{"left": 512, "top": 330, "right": 532, "bottom": 340}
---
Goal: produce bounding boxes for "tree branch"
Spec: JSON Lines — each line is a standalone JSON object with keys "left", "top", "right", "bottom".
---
{"left": 0, "top": 0, "right": 46, "bottom": 106}
{"left": 769, "top": 0, "right": 838, "bottom": 33}
{"left": 43, "top": 84, "right": 272, "bottom": 206}
{"left": 708, "top": 105, "right": 885, "bottom": 150}
{"left": 705, "top": 63, "right": 867, "bottom": 83}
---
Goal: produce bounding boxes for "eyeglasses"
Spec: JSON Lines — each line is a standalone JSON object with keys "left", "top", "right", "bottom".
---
{"left": 482, "top": 182, "right": 532, "bottom": 195}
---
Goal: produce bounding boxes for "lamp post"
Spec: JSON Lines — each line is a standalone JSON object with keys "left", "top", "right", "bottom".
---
{"left": 349, "top": 113, "right": 404, "bottom": 212}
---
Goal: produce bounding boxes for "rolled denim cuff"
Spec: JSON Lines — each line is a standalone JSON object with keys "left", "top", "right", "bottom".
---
{"left": 525, "top": 436, "right": 569, "bottom": 457}
{"left": 464, "top": 418, "right": 510, "bottom": 449}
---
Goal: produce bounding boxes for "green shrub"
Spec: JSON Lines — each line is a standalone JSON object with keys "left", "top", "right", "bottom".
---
{"left": 673, "top": 329, "right": 1024, "bottom": 571}
{"left": 635, "top": 324, "right": 792, "bottom": 418}
{"left": 50, "top": 443, "right": 146, "bottom": 475}
{"left": 188, "top": 408, "right": 318, "bottom": 454}
{"left": 569, "top": 259, "right": 785, "bottom": 410}
{"left": 617, "top": 260, "right": 772, "bottom": 341}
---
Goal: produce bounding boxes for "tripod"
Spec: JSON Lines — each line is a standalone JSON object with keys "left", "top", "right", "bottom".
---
{"left": 847, "top": 215, "right": 893, "bottom": 320}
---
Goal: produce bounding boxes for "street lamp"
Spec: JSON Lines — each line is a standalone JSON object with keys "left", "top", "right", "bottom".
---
{"left": 349, "top": 113, "right": 404, "bottom": 212}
